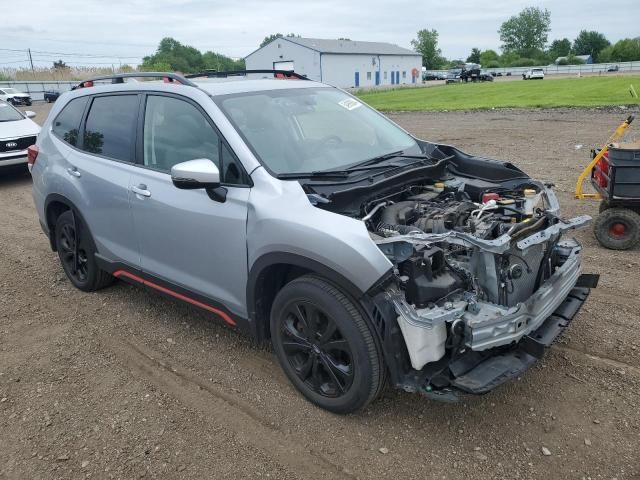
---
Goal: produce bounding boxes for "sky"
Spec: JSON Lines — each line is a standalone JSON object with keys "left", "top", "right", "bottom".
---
{"left": 0, "top": 0, "right": 638, "bottom": 68}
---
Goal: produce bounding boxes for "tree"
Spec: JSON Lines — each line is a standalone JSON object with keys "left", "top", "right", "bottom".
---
{"left": 600, "top": 37, "right": 640, "bottom": 62}
{"left": 479, "top": 49, "right": 500, "bottom": 67}
{"left": 466, "top": 48, "right": 481, "bottom": 64}
{"left": 411, "top": 29, "right": 446, "bottom": 70}
{"left": 260, "top": 33, "right": 299, "bottom": 48}
{"left": 573, "top": 30, "right": 610, "bottom": 63}
{"left": 53, "top": 59, "right": 68, "bottom": 70}
{"left": 499, "top": 51, "right": 521, "bottom": 67}
{"left": 499, "top": 7, "right": 551, "bottom": 56}
{"left": 548, "top": 38, "right": 571, "bottom": 61}
{"left": 140, "top": 37, "right": 243, "bottom": 73}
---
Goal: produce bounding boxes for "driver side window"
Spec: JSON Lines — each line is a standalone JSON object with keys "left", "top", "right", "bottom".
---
{"left": 143, "top": 95, "right": 250, "bottom": 186}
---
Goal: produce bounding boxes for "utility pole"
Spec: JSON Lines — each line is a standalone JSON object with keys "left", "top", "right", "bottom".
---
{"left": 27, "top": 48, "right": 34, "bottom": 72}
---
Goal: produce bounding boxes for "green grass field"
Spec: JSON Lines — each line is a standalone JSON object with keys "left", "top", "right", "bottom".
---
{"left": 355, "top": 76, "right": 640, "bottom": 111}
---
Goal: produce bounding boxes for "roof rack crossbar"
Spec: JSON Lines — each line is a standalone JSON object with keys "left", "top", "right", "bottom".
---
{"left": 73, "top": 72, "right": 198, "bottom": 89}
{"left": 184, "top": 69, "right": 309, "bottom": 80}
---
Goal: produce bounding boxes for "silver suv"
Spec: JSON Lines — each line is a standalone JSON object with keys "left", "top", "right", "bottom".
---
{"left": 31, "top": 72, "right": 596, "bottom": 413}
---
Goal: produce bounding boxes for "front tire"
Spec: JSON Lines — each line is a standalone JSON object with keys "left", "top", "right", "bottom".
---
{"left": 270, "top": 275, "right": 384, "bottom": 414}
{"left": 55, "top": 210, "right": 113, "bottom": 291}
{"left": 594, "top": 208, "right": 640, "bottom": 250}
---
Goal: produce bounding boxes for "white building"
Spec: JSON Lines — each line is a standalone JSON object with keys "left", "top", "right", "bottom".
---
{"left": 245, "top": 37, "right": 422, "bottom": 88}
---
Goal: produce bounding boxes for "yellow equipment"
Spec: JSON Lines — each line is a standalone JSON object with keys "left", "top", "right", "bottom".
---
{"left": 575, "top": 115, "right": 634, "bottom": 200}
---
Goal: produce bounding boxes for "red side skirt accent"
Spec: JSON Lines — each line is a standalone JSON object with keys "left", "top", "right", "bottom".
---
{"left": 113, "top": 270, "right": 236, "bottom": 326}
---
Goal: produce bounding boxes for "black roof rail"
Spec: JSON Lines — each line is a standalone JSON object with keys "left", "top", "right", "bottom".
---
{"left": 72, "top": 72, "right": 197, "bottom": 90}
{"left": 184, "top": 69, "right": 309, "bottom": 80}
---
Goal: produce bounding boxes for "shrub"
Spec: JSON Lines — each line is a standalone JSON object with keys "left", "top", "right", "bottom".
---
{"left": 566, "top": 55, "right": 586, "bottom": 65}
{"left": 486, "top": 60, "right": 501, "bottom": 68}
{"left": 511, "top": 58, "right": 537, "bottom": 67}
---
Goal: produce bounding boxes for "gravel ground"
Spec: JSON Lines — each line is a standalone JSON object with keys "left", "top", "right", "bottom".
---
{"left": 1, "top": 103, "right": 639, "bottom": 479}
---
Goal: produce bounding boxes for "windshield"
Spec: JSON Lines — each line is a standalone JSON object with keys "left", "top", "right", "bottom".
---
{"left": 3, "top": 88, "right": 18, "bottom": 94}
{"left": 0, "top": 102, "right": 24, "bottom": 122}
{"left": 215, "top": 87, "right": 420, "bottom": 175}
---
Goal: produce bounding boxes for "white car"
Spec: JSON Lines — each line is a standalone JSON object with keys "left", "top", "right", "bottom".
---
{"left": 0, "top": 87, "right": 32, "bottom": 106}
{"left": 0, "top": 100, "right": 40, "bottom": 168}
{"left": 522, "top": 68, "right": 545, "bottom": 80}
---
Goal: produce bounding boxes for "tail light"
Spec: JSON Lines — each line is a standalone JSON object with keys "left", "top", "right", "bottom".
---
{"left": 27, "top": 144, "right": 39, "bottom": 170}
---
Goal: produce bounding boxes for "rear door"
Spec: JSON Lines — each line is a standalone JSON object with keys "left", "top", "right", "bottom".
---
{"left": 52, "top": 93, "right": 141, "bottom": 267}
{"left": 129, "top": 93, "right": 252, "bottom": 318}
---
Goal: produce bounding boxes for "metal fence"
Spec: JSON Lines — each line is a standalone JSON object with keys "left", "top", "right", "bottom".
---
{"left": 0, "top": 81, "right": 78, "bottom": 101}
{"left": 427, "top": 61, "right": 640, "bottom": 77}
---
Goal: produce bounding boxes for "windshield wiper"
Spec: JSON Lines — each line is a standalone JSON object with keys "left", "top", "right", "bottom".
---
{"left": 348, "top": 151, "right": 432, "bottom": 170}
{"left": 276, "top": 170, "right": 351, "bottom": 179}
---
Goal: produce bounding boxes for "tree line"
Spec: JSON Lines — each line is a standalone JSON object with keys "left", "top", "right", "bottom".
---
{"left": 140, "top": 37, "right": 244, "bottom": 73}
{"left": 412, "top": 6, "right": 640, "bottom": 70}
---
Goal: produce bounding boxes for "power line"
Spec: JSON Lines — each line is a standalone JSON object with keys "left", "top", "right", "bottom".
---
{"left": 0, "top": 60, "right": 30, "bottom": 65}
{"left": 0, "top": 47, "right": 144, "bottom": 60}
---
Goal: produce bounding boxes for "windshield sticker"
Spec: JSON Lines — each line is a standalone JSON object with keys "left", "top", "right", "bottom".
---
{"left": 338, "top": 98, "right": 362, "bottom": 111}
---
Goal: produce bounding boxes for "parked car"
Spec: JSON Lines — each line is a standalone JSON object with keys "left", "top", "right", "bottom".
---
{"left": 522, "top": 68, "right": 545, "bottom": 80}
{"left": 44, "top": 90, "right": 61, "bottom": 103}
{"left": 422, "top": 72, "right": 437, "bottom": 81}
{"left": 0, "top": 100, "right": 40, "bottom": 169}
{"left": 479, "top": 70, "right": 494, "bottom": 82}
{"left": 607, "top": 65, "right": 619, "bottom": 72}
{"left": 445, "top": 67, "right": 462, "bottom": 84}
{"left": 30, "top": 72, "right": 595, "bottom": 413}
{"left": 0, "top": 87, "right": 32, "bottom": 106}
{"left": 505, "top": 72, "right": 511, "bottom": 76}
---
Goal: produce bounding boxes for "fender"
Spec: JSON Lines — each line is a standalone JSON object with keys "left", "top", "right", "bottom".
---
{"left": 43, "top": 193, "right": 97, "bottom": 253}
{"left": 247, "top": 252, "right": 390, "bottom": 339}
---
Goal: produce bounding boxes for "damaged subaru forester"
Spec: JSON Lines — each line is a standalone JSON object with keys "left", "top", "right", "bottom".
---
{"left": 31, "top": 72, "right": 597, "bottom": 414}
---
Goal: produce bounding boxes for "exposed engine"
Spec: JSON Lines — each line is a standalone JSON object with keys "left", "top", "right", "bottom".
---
{"left": 367, "top": 183, "right": 552, "bottom": 308}
{"left": 362, "top": 178, "right": 590, "bottom": 371}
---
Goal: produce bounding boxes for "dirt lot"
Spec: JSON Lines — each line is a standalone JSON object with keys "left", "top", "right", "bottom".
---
{"left": 1, "top": 103, "right": 639, "bottom": 479}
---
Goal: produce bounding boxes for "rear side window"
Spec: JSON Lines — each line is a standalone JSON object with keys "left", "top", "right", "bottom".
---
{"left": 52, "top": 97, "right": 89, "bottom": 146}
{"left": 82, "top": 95, "right": 138, "bottom": 162}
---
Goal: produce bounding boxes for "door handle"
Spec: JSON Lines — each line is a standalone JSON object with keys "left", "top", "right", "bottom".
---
{"left": 66, "top": 166, "right": 81, "bottom": 178}
{"left": 131, "top": 184, "right": 151, "bottom": 198}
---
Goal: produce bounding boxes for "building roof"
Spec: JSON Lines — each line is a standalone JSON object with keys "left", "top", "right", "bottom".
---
{"left": 247, "top": 37, "right": 421, "bottom": 58}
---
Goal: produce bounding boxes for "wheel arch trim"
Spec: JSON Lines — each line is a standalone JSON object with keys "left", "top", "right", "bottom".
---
{"left": 247, "top": 251, "right": 388, "bottom": 339}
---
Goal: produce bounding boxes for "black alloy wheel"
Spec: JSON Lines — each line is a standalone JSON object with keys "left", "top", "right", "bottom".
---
{"left": 280, "top": 300, "right": 354, "bottom": 397}
{"left": 270, "top": 275, "right": 384, "bottom": 414}
{"left": 58, "top": 221, "right": 89, "bottom": 284}
{"left": 54, "top": 210, "right": 113, "bottom": 291}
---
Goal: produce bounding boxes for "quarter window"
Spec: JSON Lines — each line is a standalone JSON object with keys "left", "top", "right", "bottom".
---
{"left": 52, "top": 96, "right": 89, "bottom": 147}
{"left": 82, "top": 95, "right": 138, "bottom": 161}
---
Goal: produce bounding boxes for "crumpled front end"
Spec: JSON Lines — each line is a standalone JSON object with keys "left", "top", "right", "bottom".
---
{"left": 361, "top": 180, "right": 597, "bottom": 399}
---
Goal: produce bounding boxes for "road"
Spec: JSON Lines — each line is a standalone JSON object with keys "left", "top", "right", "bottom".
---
{"left": 0, "top": 102, "right": 639, "bottom": 479}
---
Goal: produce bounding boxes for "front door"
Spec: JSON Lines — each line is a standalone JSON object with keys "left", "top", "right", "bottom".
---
{"left": 129, "top": 93, "right": 252, "bottom": 318}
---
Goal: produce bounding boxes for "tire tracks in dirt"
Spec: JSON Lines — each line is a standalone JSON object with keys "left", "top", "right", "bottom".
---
{"left": 554, "top": 344, "right": 640, "bottom": 376}
{"left": 100, "top": 334, "right": 357, "bottom": 480}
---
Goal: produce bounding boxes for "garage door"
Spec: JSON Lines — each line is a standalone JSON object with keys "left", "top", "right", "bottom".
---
{"left": 273, "top": 61, "right": 294, "bottom": 71}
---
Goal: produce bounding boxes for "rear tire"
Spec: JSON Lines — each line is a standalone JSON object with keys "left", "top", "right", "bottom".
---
{"left": 598, "top": 200, "right": 610, "bottom": 213}
{"left": 55, "top": 210, "right": 113, "bottom": 291}
{"left": 270, "top": 275, "right": 384, "bottom": 414}
{"left": 593, "top": 208, "right": 640, "bottom": 250}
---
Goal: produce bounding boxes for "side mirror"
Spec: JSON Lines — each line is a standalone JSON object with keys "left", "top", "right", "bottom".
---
{"left": 25, "top": 111, "right": 36, "bottom": 118}
{"left": 171, "top": 159, "right": 220, "bottom": 189}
